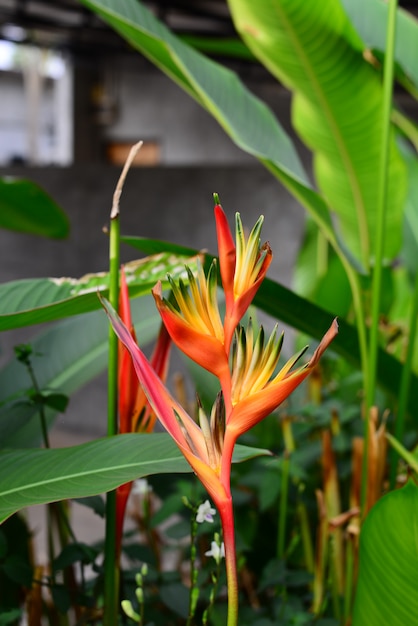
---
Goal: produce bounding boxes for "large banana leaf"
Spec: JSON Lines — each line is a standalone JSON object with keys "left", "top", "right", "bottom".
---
{"left": 77, "top": 0, "right": 341, "bottom": 260}
{"left": 341, "top": 0, "right": 418, "bottom": 94}
{"left": 0, "top": 433, "right": 269, "bottom": 524}
{"left": 228, "top": 0, "right": 407, "bottom": 268}
{"left": 0, "top": 252, "right": 199, "bottom": 331}
{"left": 352, "top": 480, "right": 418, "bottom": 625}
{"left": 0, "top": 177, "right": 69, "bottom": 239}
{"left": 0, "top": 295, "right": 160, "bottom": 447}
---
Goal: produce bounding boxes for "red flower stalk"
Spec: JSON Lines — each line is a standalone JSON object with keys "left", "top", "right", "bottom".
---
{"left": 115, "top": 267, "right": 171, "bottom": 555}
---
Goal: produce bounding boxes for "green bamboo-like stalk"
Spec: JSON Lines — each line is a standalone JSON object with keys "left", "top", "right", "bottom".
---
{"left": 389, "top": 270, "right": 418, "bottom": 487}
{"left": 277, "top": 418, "right": 294, "bottom": 560}
{"left": 362, "top": 0, "right": 398, "bottom": 511}
{"left": 343, "top": 534, "right": 355, "bottom": 622}
{"left": 103, "top": 142, "right": 143, "bottom": 626}
{"left": 389, "top": 110, "right": 418, "bottom": 488}
{"left": 103, "top": 205, "right": 121, "bottom": 626}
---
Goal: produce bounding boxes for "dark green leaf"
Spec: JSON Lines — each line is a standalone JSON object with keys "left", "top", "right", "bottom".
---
{"left": 53, "top": 542, "right": 99, "bottom": 572}
{"left": 0, "top": 177, "right": 69, "bottom": 239}
{"left": 73, "top": 495, "right": 105, "bottom": 518}
{"left": 1, "top": 555, "right": 33, "bottom": 586}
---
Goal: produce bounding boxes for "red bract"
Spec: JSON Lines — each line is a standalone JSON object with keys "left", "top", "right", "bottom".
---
{"left": 115, "top": 267, "right": 171, "bottom": 555}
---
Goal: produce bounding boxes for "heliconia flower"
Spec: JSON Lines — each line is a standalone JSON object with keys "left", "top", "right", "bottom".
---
{"left": 214, "top": 199, "right": 273, "bottom": 354}
{"left": 103, "top": 201, "right": 337, "bottom": 626}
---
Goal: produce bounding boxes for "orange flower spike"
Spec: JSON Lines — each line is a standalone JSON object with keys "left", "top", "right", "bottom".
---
{"left": 214, "top": 198, "right": 272, "bottom": 354}
{"left": 220, "top": 318, "right": 339, "bottom": 484}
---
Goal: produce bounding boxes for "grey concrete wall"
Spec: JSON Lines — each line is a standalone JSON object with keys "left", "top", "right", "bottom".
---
{"left": 0, "top": 164, "right": 305, "bottom": 436}
{"left": 101, "top": 58, "right": 295, "bottom": 165}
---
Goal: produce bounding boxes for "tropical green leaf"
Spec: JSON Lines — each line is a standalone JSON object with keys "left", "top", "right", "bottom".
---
{"left": 77, "top": 0, "right": 341, "bottom": 261}
{"left": 122, "top": 236, "right": 418, "bottom": 416}
{"left": 341, "top": 0, "right": 418, "bottom": 94}
{"left": 0, "top": 295, "right": 160, "bottom": 447}
{"left": 352, "top": 480, "right": 418, "bottom": 625}
{"left": 228, "top": 0, "right": 407, "bottom": 267}
{"left": 0, "top": 252, "right": 199, "bottom": 331}
{"left": 0, "top": 177, "right": 69, "bottom": 239}
{"left": 0, "top": 433, "right": 269, "bottom": 524}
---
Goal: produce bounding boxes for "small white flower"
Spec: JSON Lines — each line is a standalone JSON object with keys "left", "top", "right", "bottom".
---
{"left": 205, "top": 540, "right": 225, "bottom": 564}
{"left": 196, "top": 500, "right": 216, "bottom": 524}
{"left": 131, "top": 478, "right": 152, "bottom": 496}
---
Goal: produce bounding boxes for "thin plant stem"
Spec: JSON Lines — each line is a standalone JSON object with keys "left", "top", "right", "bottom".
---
{"left": 103, "top": 203, "right": 121, "bottom": 626}
{"left": 219, "top": 497, "right": 238, "bottom": 626}
{"left": 277, "top": 450, "right": 290, "bottom": 560}
{"left": 186, "top": 505, "right": 199, "bottom": 626}
{"left": 15, "top": 345, "right": 50, "bottom": 449}
{"left": 297, "top": 498, "right": 314, "bottom": 575}
{"left": 343, "top": 535, "right": 355, "bottom": 622}
{"left": 389, "top": 110, "right": 418, "bottom": 487}
{"left": 103, "top": 141, "right": 143, "bottom": 626}
{"left": 363, "top": 0, "right": 398, "bottom": 511}
{"left": 16, "top": 345, "right": 79, "bottom": 617}
{"left": 389, "top": 267, "right": 418, "bottom": 487}
{"left": 278, "top": 418, "right": 294, "bottom": 560}
{"left": 202, "top": 561, "right": 221, "bottom": 626}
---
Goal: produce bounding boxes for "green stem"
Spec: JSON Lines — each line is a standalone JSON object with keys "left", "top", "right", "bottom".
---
{"left": 186, "top": 509, "right": 199, "bottom": 626}
{"left": 389, "top": 109, "right": 418, "bottom": 488}
{"left": 104, "top": 207, "right": 121, "bottom": 626}
{"left": 21, "top": 350, "right": 51, "bottom": 449}
{"left": 277, "top": 451, "right": 290, "bottom": 560}
{"left": 343, "top": 535, "right": 355, "bottom": 622}
{"left": 278, "top": 418, "right": 294, "bottom": 561}
{"left": 103, "top": 143, "right": 142, "bottom": 624}
{"left": 363, "top": 0, "right": 398, "bottom": 510}
{"left": 219, "top": 497, "right": 238, "bottom": 626}
{"left": 389, "top": 267, "right": 418, "bottom": 487}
